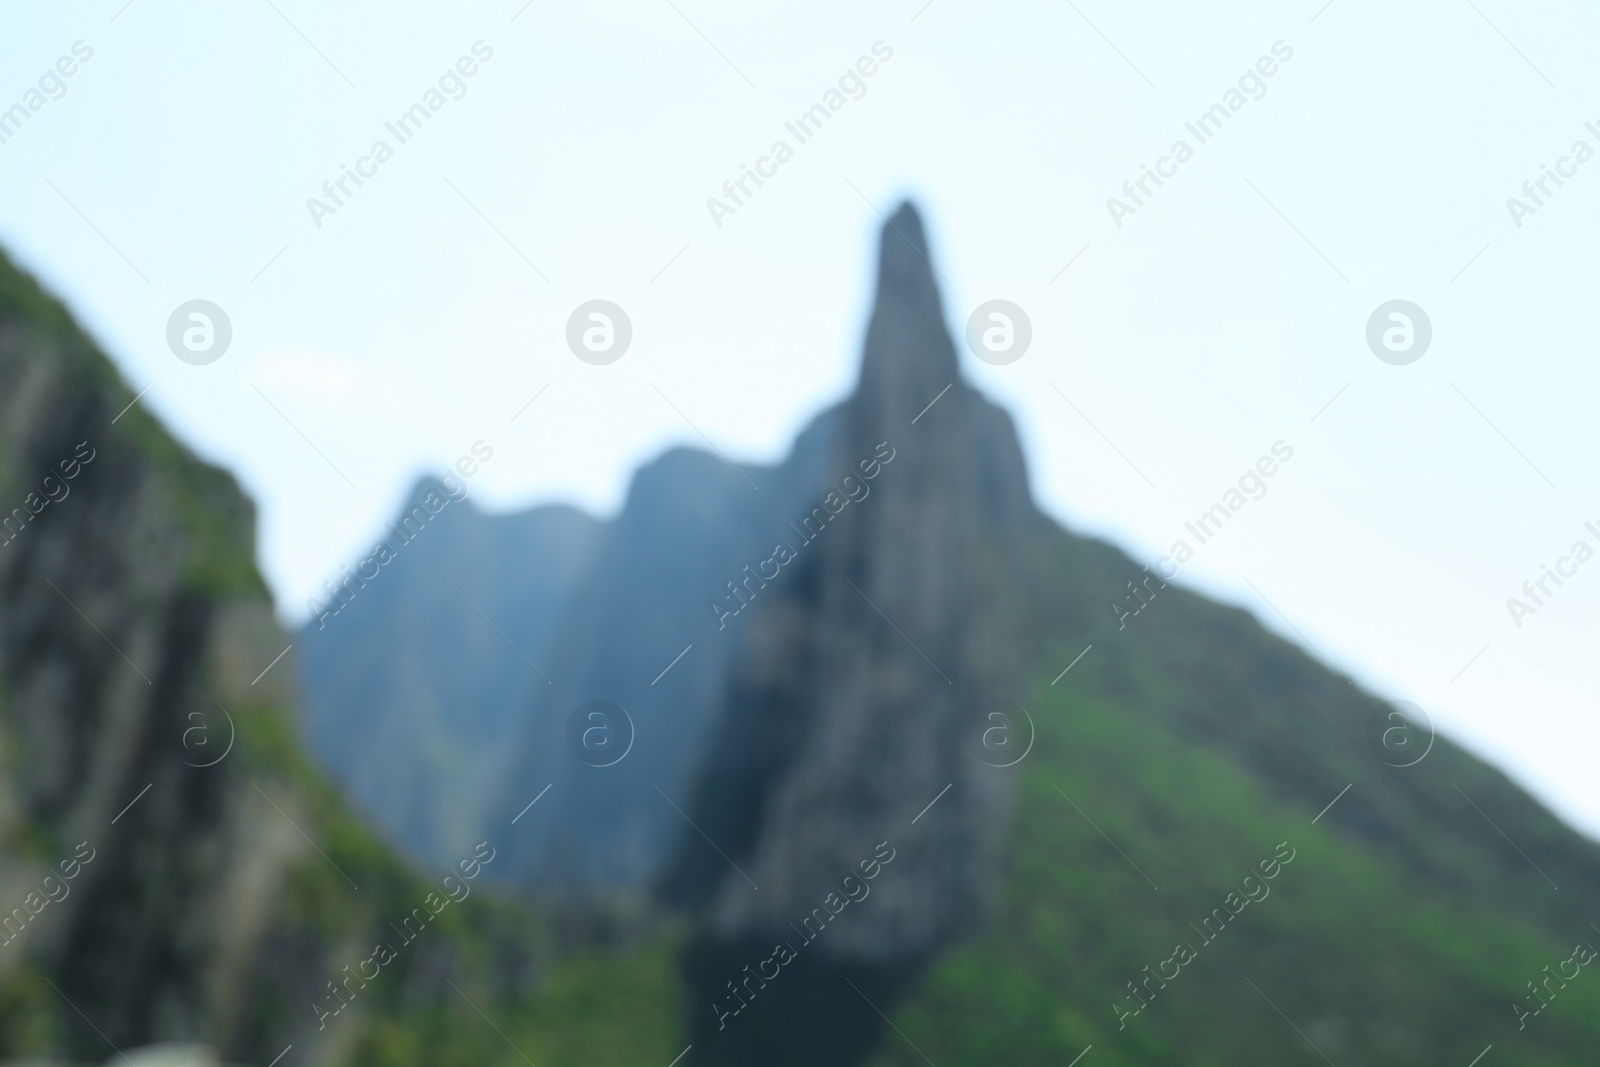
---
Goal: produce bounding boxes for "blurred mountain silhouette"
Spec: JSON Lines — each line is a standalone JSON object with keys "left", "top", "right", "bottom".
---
{"left": 4, "top": 201, "right": 1600, "bottom": 1067}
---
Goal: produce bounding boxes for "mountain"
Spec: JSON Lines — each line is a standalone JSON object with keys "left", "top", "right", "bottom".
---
{"left": 299, "top": 202, "right": 1600, "bottom": 1067}
{"left": 5, "top": 198, "right": 1595, "bottom": 1067}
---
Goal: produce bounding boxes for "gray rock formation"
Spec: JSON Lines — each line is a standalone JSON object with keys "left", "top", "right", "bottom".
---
{"left": 666, "top": 204, "right": 1053, "bottom": 1064}
{"left": 0, "top": 256, "right": 309, "bottom": 1057}
{"left": 298, "top": 490, "right": 604, "bottom": 865}
{"left": 0, "top": 248, "right": 548, "bottom": 1067}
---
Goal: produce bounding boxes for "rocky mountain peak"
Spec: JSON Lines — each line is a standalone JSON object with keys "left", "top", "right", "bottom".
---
{"left": 853, "top": 202, "right": 961, "bottom": 431}
{"left": 667, "top": 203, "right": 1047, "bottom": 1065}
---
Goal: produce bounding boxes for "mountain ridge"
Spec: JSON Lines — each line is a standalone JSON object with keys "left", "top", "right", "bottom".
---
{"left": 291, "top": 203, "right": 1600, "bottom": 1067}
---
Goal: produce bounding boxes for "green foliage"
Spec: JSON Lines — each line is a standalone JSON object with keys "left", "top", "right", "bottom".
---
{"left": 495, "top": 932, "right": 687, "bottom": 1066}
{"left": 327, "top": 928, "right": 686, "bottom": 1067}
{"left": 114, "top": 408, "right": 268, "bottom": 599}
{"left": 0, "top": 964, "right": 61, "bottom": 1056}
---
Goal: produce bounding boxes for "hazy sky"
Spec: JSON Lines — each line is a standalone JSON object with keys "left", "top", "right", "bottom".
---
{"left": 4, "top": 1, "right": 1598, "bottom": 838}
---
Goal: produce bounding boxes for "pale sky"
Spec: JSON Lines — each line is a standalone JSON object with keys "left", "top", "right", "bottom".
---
{"left": 3, "top": 1, "right": 1597, "bottom": 838}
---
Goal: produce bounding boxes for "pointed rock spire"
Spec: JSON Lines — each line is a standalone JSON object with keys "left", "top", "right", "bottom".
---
{"left": 668, "top": 202, "right": 1047, "bottom": 1063}
{"left": 854, "top": 202, "right": 962, "bottom": 429}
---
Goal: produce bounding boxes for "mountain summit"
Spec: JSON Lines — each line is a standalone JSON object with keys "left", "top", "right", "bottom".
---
{"left": 855, "top": 203, "right": 960, "bottom": 414}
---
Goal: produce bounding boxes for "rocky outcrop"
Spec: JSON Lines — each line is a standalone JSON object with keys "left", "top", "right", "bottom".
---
{"left": 0, "top": 250, "right": 545, "bottom": 1065}
{"left": 0, "top": 261, "right": 300, "bottom": 1058}
{"left": 664, "top": 204, "right": 1052, "bottom": 1065}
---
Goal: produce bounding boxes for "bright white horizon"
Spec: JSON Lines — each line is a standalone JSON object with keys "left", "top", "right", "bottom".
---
{"left": 3, "top": 1, "right": 1597, "bottom": 841}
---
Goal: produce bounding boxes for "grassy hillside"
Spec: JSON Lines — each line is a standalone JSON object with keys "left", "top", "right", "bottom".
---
{"left": 851, "top": 530, "right": 1600, "bottom": 1065}
{"left": 520, "top": 682, "right": 1600, "bottom": 1067}
{"left": 869, "top": 679, "right": 1600, "bottom": 1065}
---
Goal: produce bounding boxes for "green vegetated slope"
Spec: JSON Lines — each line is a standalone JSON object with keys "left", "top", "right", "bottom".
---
{"left": 422, "top": 522, "right": 1600, "bottom": 1067}
{"left": 870, "top": 686, "right": 1600, "bottom": 1066}
{"left": 865, "top": 532, "right": 1600, "bottom": 1067}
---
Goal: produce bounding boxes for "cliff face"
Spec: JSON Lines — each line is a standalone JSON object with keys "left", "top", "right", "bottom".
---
{"left": 299, "top": 488, "right": 605, "bottom": 869}
{"left": 665, "top": 205, "right": 1052, "bottom": 1065}
{"left": 0, "top": 252, "right": 549, "bottom": 1066}
{"left": 488, "top": 409, "right": 849, "bottom": 892}
{"left": 0, "top": 261, "right": 300, "bottom": 1056}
